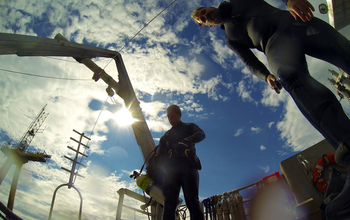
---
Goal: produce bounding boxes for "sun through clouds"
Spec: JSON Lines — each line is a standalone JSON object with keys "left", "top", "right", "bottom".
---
{"left": 115, "top": 106, "right": 138, "bottom": 126}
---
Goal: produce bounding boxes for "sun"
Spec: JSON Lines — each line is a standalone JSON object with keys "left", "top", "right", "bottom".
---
{"left": 115, "top": 107, "right": 138, "bottom": 126}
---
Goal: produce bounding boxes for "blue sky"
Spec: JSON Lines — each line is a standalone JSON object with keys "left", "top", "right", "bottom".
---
{"left": 1, "top": 0, "right": 350, "bottom": 219}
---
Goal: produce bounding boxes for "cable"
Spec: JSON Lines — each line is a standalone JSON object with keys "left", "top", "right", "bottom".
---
{"left": 72, "top": 96, "right": 110, "bottom": 184}
{"left": 118, "top": 0, "right": 178, "bottom": 53}
{"left": 0, "top": 68, "right": 91, "bottom": 81}
{"left": 101, "top": 0, "right": 178, "bottom": 70}
{"left": 87, "top": 96, "right": 110, "bottom": 139}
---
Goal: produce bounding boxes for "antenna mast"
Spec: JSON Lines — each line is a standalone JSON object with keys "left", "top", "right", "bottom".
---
{"left": 17, "top": 104, "right": 49, "bottom": 152}
{"left": 0, "top": 105, "right": 51, "bottom": 211}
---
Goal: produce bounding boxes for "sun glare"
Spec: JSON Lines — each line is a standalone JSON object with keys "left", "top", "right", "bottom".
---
{"left": 115, "top": 107, "right": 137, "bottom": 126}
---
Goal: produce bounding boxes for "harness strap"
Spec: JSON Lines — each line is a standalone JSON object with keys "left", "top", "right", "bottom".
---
{"left": 168, "top": 149, "right": 173, "bottom": 158}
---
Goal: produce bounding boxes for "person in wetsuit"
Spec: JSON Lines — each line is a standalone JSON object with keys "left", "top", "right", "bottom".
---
{"left": 192, "top": 0, "right": 350, "bottom": 218}
{"left": 157, "top": 104, "right": 205, "bottom": 220}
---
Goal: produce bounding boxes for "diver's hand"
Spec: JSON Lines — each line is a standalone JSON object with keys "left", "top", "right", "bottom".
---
{"left": 287, "top": 0, "right": 315, "bottom": 22}
{"left": 267, "top": 74, "right": 283, "bottom": 94}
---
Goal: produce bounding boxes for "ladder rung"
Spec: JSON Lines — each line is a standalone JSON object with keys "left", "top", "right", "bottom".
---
{"left": 70, "top": 137, "right": 90, "bottom": 148}
{"left": 73, "top": 129, "right": 91, "bottom": 140}
{"left": 64, "top": 156, "right": 87, "bottom": 167}
{"left": 61, "top": 167, "right": 85, "bottom": 178}
{"left": 75, "top": 173, "right": 85, "bottom": 178}
{"left": 61, "top": 167, "right": 72, "bottom": 173}
{"left": 67, "top": 146, "right": 88, "bottom": 157}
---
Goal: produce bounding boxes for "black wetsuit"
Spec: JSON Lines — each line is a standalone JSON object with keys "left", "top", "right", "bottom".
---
{"left": 219, "top": 0, "right": 350, "bottom": 149}
{"left": 218, "top": 0, "right": 350, "bottom": 217}
{"left": 158, "top": 121, "right": 205, "bottom": 220}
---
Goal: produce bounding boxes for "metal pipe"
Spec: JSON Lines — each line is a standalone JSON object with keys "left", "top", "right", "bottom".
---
{"left": 48, "top": 184, "right": 83, "bottom": 220}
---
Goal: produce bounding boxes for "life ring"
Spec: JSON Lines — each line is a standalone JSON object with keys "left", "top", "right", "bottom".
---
{"left": 313, "top": 154, "right": 336, "bottom": 193}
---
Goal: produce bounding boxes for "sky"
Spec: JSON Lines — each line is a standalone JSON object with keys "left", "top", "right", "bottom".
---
{"left": 1, "top": 0, "right": 350, "bottom": 219}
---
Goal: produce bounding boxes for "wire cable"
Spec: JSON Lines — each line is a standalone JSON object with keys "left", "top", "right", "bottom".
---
{"left": 101, "top": 0, "right": 178, "bottom": 70}
{"left": 0, "top": 68, "right": 91, "bottom": 81}
{"left": 72, "top": 96, "right": 110, "bottom": 184}
{"left": 118, "top": 0, "right": 178, "bottom": 53}
{"left": 87, "top": 96, "right": 110, "bottom": 139}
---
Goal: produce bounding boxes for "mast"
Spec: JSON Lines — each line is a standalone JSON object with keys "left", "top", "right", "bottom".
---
{"left": 0, "top": 105, "right": 51, "bottom": 211}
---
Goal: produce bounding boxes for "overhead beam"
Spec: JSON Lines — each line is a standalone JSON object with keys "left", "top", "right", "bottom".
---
{"left": 0, "top": 33, "right": 118, "bottom": 58}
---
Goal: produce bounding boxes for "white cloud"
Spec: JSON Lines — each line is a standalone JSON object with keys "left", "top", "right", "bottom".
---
{"left": 276, "top": 97, "right": 324, "bottom": 152}
{"left": 251, "top": 127, "right": 262, "bottom": 134}
{"left": 234, "top": 128, "right": 244, "bottom": 137}
{"left": 260, "top": 145, "right": 267, "bottom": 151}
{"left": 267, "top": 122, "right": 275, "bottom": 129}
{"left": 277, "top": 150, "right": 289, "bottom": 157}
{"left": 261, "top": 84, "right": 286, "bottom": 107}
{"left": 209, "top": 31, "right": 234, "bottom": 68}
{"left": 259, "top": 165, "right": 270, "bottom": 174}
{"left": 140, "top": 101, "right": 167, "bottom": 118}
{"left": 236, "top": 80, "right": 258, "bottom": 105}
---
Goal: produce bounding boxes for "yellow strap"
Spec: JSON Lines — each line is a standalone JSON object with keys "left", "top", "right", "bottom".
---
{"left": 323, "top": 155, "right": 330, "bottom": 164}
{"left": 185, "top": 149, "right": 189, "bottom": 157}
{"left": 168, "top": 149, "right": 172, "bottom": 158}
